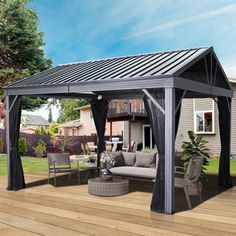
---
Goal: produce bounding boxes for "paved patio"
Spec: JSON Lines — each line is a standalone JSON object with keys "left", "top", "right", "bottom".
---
{"left": 0, "top": 173, "right": 235, "bottom": 235}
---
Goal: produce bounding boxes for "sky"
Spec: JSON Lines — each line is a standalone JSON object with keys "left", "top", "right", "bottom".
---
{"left": 24, "top": 0, "right": 236, "bottom": 121}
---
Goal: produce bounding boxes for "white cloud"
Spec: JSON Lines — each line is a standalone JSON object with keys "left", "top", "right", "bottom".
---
{"left": 125, "top": 2, "right": 236, "bottom": 39}
{"left": 225, "top": 65, "right": 236, "bottom": 79}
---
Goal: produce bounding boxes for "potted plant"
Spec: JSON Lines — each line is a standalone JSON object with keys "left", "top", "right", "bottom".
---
{"left": 181, "top": 130, "right": 210, "bottom": 180}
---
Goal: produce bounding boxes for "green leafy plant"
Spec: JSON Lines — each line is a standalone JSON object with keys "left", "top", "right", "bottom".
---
{"left": 181, "top": 130, "right": 210, "bottom": 180}
{"left": 0, "top": 138, "right": 4, "bottom": 153}
{"left": 18, "top": 138, "right": 29, "bottom": 156}
{"left": 35, "top": 127, "right": 47, "bottom": 135}
{"left": 33, "top": 139, "right": 47, "bottom": 158}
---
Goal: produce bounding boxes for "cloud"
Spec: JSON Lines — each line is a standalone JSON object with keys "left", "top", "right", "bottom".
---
{"left": 125, "top": 2, "right": 236, "bottom": 39}
{"left": 225, "top": 66, "right": 236, "bottom": 79}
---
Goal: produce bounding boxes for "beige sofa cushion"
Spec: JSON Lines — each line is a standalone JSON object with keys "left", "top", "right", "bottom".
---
{"left": 122, "top": 152, "right": 136, "bottom": 166}
{"left": 135, "top": 151, "right": 157, "bottom": 168}
{"left": 110, "top": 166, "right": 156, "bottom": 179}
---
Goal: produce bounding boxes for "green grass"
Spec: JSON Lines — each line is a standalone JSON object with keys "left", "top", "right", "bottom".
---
{"left": 206, "top": 159, "right": 236, "bottom": 174}
{"left": 0, "top": 154, "right": 48, "bottom": 176}
{"left": 0, "top": 154, "right": 88, "bottom": 176}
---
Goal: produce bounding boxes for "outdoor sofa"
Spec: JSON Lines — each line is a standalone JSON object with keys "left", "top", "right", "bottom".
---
{"left": 110, "top": 151, "right": 158, "bottom": 181}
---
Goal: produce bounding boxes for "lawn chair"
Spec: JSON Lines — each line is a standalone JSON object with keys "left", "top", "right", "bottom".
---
{"left": 132, "top": 142, "right": 138, "bottom": 152}
{"left": 80, "top": 143, "right": 86, "bottom": 155}
{"left": 47, "top": 153, "right": 80, "bottom": 186}
{"left": 111, "top": 142, "right": 118, "bottom": 152}
{"left": 84, "top": 143, "right": 91, "bottom": 155}
{"left": 175, "top": 155, "right": 204, "bottom": 209}
{"left": 106, "top": 143, "right": 112, "bottom": 152}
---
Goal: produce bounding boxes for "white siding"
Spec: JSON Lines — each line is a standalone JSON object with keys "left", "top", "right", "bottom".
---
{"left": 176, "top": 99, "right": 194, "bottom": 151}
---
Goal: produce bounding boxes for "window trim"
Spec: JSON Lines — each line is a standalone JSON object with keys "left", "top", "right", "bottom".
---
{"left": 193, "top": 99, "right": 216, "bottom": 135}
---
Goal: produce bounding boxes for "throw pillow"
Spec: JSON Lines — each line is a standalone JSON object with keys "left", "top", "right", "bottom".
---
{"left": 135, "top": 151, "right": 157, "bottom": 168}
{"left": 113, "top": 151, "right": 125, "bottom": 167}
{"left": 122, "top": 152, "right": 136, "bottom": 166}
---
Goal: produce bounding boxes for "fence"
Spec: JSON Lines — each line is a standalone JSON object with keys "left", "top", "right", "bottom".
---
{"left": 0, "top": 128, "right": 123, "bottom": 156}
{"left": 0, "top": 128, "right": 51, "bottom": 156}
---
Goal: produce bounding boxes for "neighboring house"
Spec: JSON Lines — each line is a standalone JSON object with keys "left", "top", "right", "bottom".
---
{"left": 58, "top": 120, "right": 81, "bottom": 136}
{"left": 57, "top": 105, "right": 123, "bottom": 137}
{"left": 20, "top": 114, "right": 50, "bottom": 133}
{"left": 20, "top": 127, "right": 37, "bottom": 134}
{"left": 77, "top": 105, "right": 123, "bottom": 137}
{"left": 176, "top": 79, "right": 236, "bottom": 156}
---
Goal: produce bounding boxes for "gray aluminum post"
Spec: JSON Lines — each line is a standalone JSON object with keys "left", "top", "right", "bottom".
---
{"left": 5, "top": 95, "right": 10, "bottom": 187}
{"left": 164, "top": 87, "right": 175, "bottom": 214}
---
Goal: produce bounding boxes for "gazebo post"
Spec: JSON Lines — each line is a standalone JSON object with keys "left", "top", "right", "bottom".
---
{"left": 6, "top": 95, "right": 11, "bottom": 186}
{"left": 218, "top": 96, "right": 232, "bottom": 188}
{"left": 164, "top": 87, "right": 175, "bottom": 214}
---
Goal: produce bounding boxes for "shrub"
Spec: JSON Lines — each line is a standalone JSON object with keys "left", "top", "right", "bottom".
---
{"left": 181, "top": 130, "right": 210, "bottom": 180}
{"left": 33, "top": 139, "right": 47, "bottom": 158}
{"left": 35, "top": 127, "right": 47, "bottom": 135}
{"left": 0, "top": 138, "right": 4, "bottom": 153}
{"left": 18, "top": 138, "right": 29, "bottom": 156}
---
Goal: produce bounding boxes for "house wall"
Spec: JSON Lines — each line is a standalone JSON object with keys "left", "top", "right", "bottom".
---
{"left": 176, "top": 84, "right": 236, "bottom": 156}
{"left": 123, "top": 120, "right": 146, "bottom": 145}
{"left": 176, "top": 98, "right": 221, "bottom": 155}
{"left": 58, "top": 127, "right": 80, "bottom": 136}
{"left": 79, "top": 107, "right": 123, "bottom": 136}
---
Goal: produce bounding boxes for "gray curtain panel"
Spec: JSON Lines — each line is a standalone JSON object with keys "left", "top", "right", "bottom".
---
{"left": 8, "top": 95, "right": 25, "bottom": 190}
{"left": 217, "top": 96, "right": 232, "bottom": 188}
{"left": 143, "top": 88, "right": 183, "bottom": 212}
{"left": 91, "top": 98, "right": 109, "bottom": 168}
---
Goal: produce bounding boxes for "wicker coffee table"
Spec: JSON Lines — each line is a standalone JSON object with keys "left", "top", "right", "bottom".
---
{"left": 88, "top": 177, "right": 129, "bottom": 196}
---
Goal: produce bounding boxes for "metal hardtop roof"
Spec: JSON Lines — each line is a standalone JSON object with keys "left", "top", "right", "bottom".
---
{"left": 4, "top": 46, "right": 233, "bottom": 98}
{"left": 8, "top": 47, "right": 209, "bottom": 88}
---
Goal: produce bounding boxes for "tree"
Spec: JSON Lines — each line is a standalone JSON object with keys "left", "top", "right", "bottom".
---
{"left": 57, "top": 99, "right": 89, "bottom": 123}
{"left": 48, "top": 107, "right": 52, "bottom": 123}
{"left": 0, "top": 0, "right": 52, "bottom": 109}
{"left": 35, "top": 127, "right": 47, "bottom": 135}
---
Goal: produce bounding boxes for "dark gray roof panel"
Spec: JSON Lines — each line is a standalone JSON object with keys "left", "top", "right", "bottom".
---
{"left": 8, "top": 47, "right": 210, "bottom": 88}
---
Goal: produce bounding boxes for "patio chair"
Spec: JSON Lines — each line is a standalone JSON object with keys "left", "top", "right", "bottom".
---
{"left": 84, "top": 143, "right": 91, "bottom": 155}
{"left": 47, "top": 153, "right": 80, "bottom": 186}
{"left": 175, "top": 155, "right": 204, "bottom": 209}
{"left": 106, "top": 143, "right": 112, "bottom": 152}
{"left": 111, "top": 142, "right": 118, "bottom": 152}
{"left": 87, "top": 142, "right": 96, "bottom": 152}
{"left": 80, "top": 143, "right": 86, "bottom": 154}
{"left": 132, "top": 142, "right": 138, "bottom": 152}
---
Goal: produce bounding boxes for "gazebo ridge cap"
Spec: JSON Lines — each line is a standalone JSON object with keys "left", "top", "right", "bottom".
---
{"left": 58, "top": 46, "right": 211, "bottom": 66}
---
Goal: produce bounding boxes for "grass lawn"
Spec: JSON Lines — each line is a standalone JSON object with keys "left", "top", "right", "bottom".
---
{"left": 0, "top": 154, "right": 87, "bottom": 176}
{"left": 1, "top": 154, "right": 236, "bottom": 176}
{"left": 206, "top": 159, "right": 236, "bottom": 174}
{"left": 0, "top": 154, "right": 48, "bottom": 176}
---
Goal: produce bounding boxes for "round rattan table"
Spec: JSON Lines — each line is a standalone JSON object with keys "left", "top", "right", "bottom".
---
{"left": 88, "top": 177, "right": 129, "bottom": 196}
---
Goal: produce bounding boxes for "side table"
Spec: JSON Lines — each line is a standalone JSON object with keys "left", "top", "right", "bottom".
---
{"left": 88, "top": 177, "right": 129, "bottom": 196}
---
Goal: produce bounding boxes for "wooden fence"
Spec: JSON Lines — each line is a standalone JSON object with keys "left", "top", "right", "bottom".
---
{"left": 0, "top": 129, "right": 122, "bottom": 156}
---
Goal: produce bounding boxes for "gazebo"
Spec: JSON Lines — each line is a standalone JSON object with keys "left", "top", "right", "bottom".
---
{"left": 4, "top": 46, "right": 233, "bottom": 214}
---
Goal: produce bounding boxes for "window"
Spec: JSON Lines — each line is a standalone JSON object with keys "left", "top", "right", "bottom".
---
{"left": 72, "top": 128, "right": 77, "bottom": 136}
{"left": 142, "top": 125, "right": 155, "bottom": 149}
{"left": 194, "top": 111, "right": 214, "bottom": 134}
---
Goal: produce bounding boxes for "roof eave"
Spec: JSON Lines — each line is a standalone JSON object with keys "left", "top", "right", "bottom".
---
{"left": 4, "top": 75, "right": 174, "bottom": 96}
